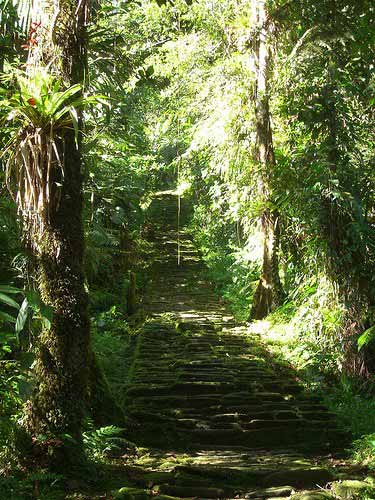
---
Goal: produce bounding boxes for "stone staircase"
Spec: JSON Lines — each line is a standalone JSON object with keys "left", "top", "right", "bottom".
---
{"left": 126, "top": 322, "right": 342, "bottom": 453}
{"left": 116, "top": 193, "right": 361, "bottom": 500}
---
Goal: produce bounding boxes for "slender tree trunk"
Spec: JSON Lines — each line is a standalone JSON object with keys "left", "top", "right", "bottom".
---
{"left": 250, "top": 0, "right": 283, "bottom": 320}
{"left": 21, "top": 0, "right": 91, "bottom": 464}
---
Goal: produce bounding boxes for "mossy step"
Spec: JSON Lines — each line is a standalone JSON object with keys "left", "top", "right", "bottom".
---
{"left": 133, "top": 379, "right": 178, "bottom": 385}
{"left": 175, "top": 402, "right": 299, "bottom": 417}
{"left": 241, "top": 485, "right": 294, "bottom": 498}
{"left": 290, "top": 491, "right": 334, "bottom": 499}
{"left": 174, "top": 464, "right": 275, "bottom": 483}
{"left": 175, "top": 418, "right": 209, "bottom": 429}
{"left": 261, "top": 468, "right": 334, "bottom": 488}
{"left": 127, "top": 471, "right": 176, "bottom": 488}
{"left": 137, "top": 347, "right": 185, "bottom": 354}
{"left": 210, "top": 413, "right": 280, "bottom": 423}
{"left": 134, "top": 360, "right": 184, "bottom": 367}
{"left": 330, "top": 479, "right": 374, "bottom": 499}
{"left": 215, "top": 402, "right": 296, "bottom": 413}
{"left": 253, "top": 383, "right": 303, "bottom": 395}
{"left": 209, "top": 408, "right": 306, "bottom": 422}
{"left": 114, "top": 487, "right": 151, "bottom": 499}
{"left": 179, "top": 372, "right": 235, "bottom": 379}
{"left": 240, "top": 418, "right": 337, "bottom": 430}
{"left": 299, "top": 412, "right": 337, "bottom": 421}
{"left": 188, "top": 427, "right": 343, "bottom": 448}
{"left": 180, "top": 360, "right": 229, "bottom": 367}
{"left": 224, "top": 404, "right": 296, "bottom": 414}
{"left": 230, "top": 369, "right": 279, "bottom": 376}
{"left": 156, "top": 484, "right": 228, "bottom": 498}
{"left": 126, "top": 409, "right": 175, "bottom": 423}
{"left": 126, "top": 382, "right": 238, "bottom": 398}
{"left": 127, "top": 395, "right": 232, "bottom": 409}
{"left": 223, "top": 392, "right": 285, "bottom": 402}
{"left": 179, "top": 368, "right": 234, "bottom": 374}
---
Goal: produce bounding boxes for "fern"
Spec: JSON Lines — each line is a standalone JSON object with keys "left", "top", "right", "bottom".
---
{"left": 83, "top": 424, "right": 136, "bottom": 459}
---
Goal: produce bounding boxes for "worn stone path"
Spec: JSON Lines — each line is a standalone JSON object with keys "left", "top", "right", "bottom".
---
{"left": 115, "top": 194, "right": 368, "bottom": 500}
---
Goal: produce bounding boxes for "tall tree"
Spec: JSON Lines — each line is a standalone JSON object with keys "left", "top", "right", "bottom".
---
{"left": 250, "top": 0, "right": 283, "bottom": 320}
{"left": 7, "top": 0, "right": 91, "bottom": 462}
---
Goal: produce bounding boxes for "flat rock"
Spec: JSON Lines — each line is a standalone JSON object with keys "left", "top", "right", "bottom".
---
{"left": 262, "top": 468, "right": 334, "bottom": 488}
{"left": 114, "top": 487, "right": 151, "bottom": 499}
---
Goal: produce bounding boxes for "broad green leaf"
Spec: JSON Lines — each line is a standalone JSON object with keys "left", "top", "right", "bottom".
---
{"left": 358, "top": 325, "right": 375, "bottom": 351}
{"left": 0, "top": 311, "right": 16, "bottom": 323}
{"left": 0, "top": 292, "right": 20, "bottom": 309}
{"left": 15, "top": 298, "right": 29, "bottom": 336}
{"left": 47, "top": 84, "right": 82, "bottom": 116}
{"left": 0, "top": 285, "right": 21, "bottom": 295}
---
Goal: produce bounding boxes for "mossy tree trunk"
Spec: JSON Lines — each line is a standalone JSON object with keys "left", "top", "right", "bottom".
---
{"left": 250, "top": 0, "right": 283, "bottom": 320}
{"left": 320, "top": 66, "right": 374, "bottom": 377}
{"left": 21, "top": 0, "right": 91, "bottom": 463}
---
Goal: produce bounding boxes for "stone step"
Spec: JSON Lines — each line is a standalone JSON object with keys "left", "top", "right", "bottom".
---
{"left": 127, "top": 394, "right": 244, "bottom": 409}
{"left": 126, "top": 382, "right": 240, "bottom": 398}
{"left": 187, "top": 427, "right": 343, "bottom": 448}
{"left": 157, "top": 484, "right": 228, "bottom": 498}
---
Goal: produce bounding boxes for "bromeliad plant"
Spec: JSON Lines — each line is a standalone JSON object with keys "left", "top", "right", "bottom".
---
{"left": 0, "top": 67, "right": 106, "bottom": 246}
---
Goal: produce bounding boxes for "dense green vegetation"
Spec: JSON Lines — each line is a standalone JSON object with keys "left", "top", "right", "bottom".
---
{"left": 1, "top": 0, "right": 375, "bottom": 497}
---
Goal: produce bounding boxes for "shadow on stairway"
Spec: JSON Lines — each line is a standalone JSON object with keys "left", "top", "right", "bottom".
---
{"left": 117, "top": 193, "right": 355, "bottom": 500}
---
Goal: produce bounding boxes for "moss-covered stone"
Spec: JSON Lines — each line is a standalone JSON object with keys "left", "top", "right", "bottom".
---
{"left": 153, "top": 496, "right": 181, "bottom": 500}
{"left": 157, "top": 484, "right": 227, "bottom": 498}
{"left": 131, "top": 471, "right": 176, "bottom": 487}
{"left": 330, "top": 479, "right": 373, "bottom": 499}
{"left": 114, "top": 486, "right": 151, "bottom": 499}
{"left": 290, "top": 491, "right": 334, "bottom": 500}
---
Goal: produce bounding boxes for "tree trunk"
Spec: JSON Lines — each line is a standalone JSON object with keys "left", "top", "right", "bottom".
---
{"left": 321, "top": 66, "right": 374, "bottom": 377}
{"left": 250, "top": 0, "right": 283, "bottom": 320}
{"left": 21, "top": 0, "right": 91, "bottom": 465}
{"left": 251, "top": 209, "right": 283, "bottom": 319}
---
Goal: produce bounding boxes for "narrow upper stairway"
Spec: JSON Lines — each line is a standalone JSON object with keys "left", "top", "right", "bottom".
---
{"left": 116, "top": 193, "right": 362, "bottom": 500}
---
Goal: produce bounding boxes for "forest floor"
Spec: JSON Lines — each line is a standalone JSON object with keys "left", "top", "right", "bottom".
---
{"left": 75, "top": 194, "right": 373, "bottom": 500}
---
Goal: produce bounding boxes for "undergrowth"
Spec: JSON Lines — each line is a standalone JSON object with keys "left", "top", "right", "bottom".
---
{"left": 190, "top": 205, "right": 260, "bottom": 321}
{"left": 248, "top": 277, "right": 375, "bottom": 471}
{"left": 197, "top": 242, "right": 375, "bottom": 472}
{"left": 92, "top": 305, "right": 140, "bottom": 410}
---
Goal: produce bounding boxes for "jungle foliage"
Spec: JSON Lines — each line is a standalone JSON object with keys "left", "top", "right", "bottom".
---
{"left": 0, "top": 0, "right": 375, "bottom": 492}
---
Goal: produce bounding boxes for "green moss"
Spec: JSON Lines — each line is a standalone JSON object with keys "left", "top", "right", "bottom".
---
{"left": 330, "top": 480, "right": 373, "bottom": 500}
{"left": 114, "top": 486, "right": 151, "bottom": 499}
